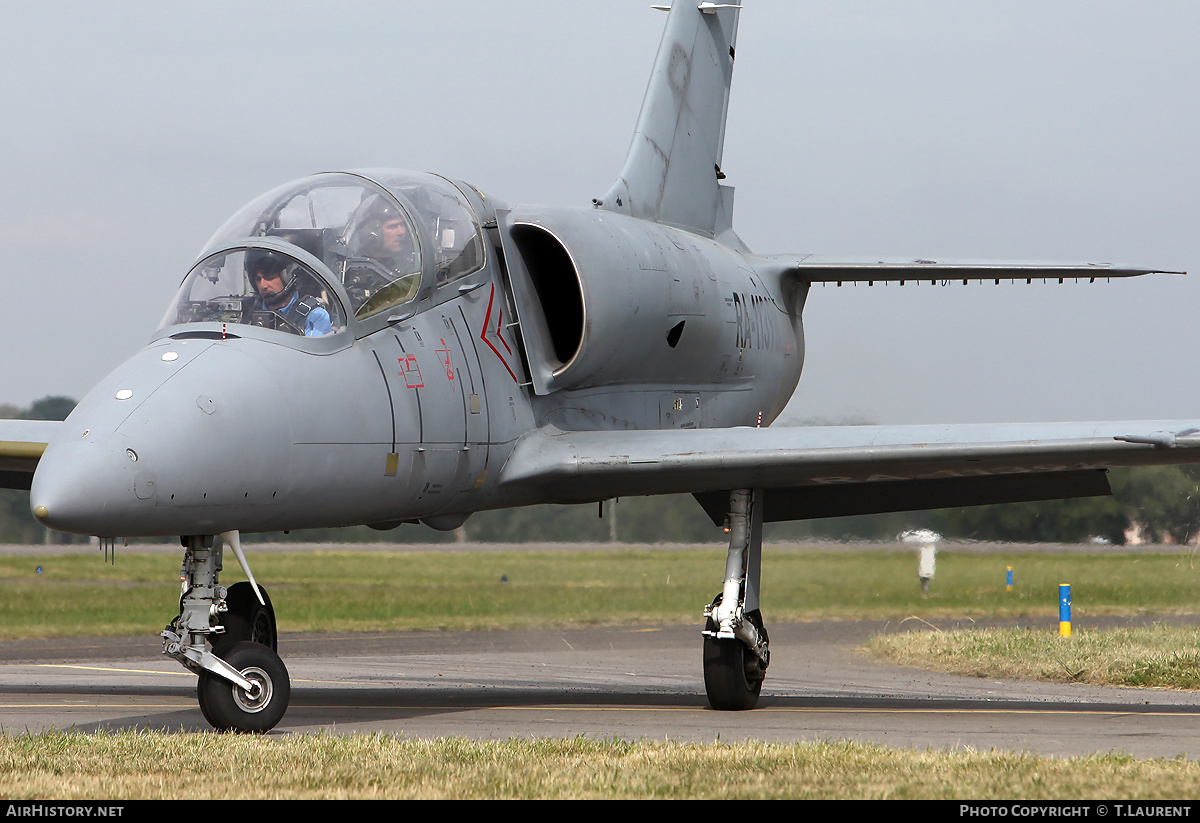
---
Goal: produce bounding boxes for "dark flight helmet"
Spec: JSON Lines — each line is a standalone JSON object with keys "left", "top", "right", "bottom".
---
{"left": 245, "top": 249, "right": 299, "bottom": 296}
{"left": 351, "top": 195, "right": 409, "bottom": 255}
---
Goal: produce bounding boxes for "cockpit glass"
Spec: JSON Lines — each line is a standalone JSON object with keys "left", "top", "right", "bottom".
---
{"left": 190, "top": 171, "right": 486, "bottom": 325}
{"left": 367, "top": 171, "right": 486, "bottom": 286}
{"left": 198, "top": 173, "right": 424, "bottom": 320}
{"left": 159, "top": 249, "right": 346, "bottom": 337}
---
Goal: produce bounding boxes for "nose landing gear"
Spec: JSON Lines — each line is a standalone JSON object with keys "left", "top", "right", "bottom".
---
{"left": 163, "top": 533, "right": 290, "bottom": 733}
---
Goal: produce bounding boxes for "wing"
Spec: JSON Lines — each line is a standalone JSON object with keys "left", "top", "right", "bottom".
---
{"left": 0, "top": 420, "right": 62, "bottom": 490}
{"left": 497, "top": 421, "right": 1200, "bottom": 524}
{"left": 755, "top": 255, "right": 1184, "bottom": 285}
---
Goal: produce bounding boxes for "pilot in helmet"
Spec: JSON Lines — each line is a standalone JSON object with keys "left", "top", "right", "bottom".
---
{"left": 353, "top": 196, "right": 420, "bottom": 276}
{"left": 246, "top": 249, "right": 334, "bottom": 337}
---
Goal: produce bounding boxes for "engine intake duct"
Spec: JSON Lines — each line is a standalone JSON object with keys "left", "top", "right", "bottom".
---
{"left": 497, "top": 205, "right": 753, "bottom": 396}
{"left": 508, "top": 224, "right": 584, "bottom": 366}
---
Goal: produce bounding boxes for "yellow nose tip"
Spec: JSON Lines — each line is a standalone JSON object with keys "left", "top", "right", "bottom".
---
{"left": 33, "top": 505, "right": 48, "bottom": 521}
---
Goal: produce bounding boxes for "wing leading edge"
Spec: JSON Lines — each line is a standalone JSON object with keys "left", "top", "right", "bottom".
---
{"left": 497, "top": 422, "right": 1200, "bottom": 523}
{"left": 0, "top": 420, "right": 61, "bottom": 490}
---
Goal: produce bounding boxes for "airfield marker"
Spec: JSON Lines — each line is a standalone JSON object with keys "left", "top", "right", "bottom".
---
{"left": 1059, "top": 584, "right": 1072, "bottom": 637}
{"left": 900, "top": 529, "right": 939, "bottom": 593}
{"left": 1006, "top": 567, "right": 1014, "bottom": 592}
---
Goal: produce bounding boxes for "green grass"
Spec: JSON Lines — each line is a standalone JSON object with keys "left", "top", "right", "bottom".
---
{"left": 3, "top": 546, "right": 1200, "bottom": 638}
{"left": 6, "top": 546, "right": 1200, "bottom": 799}
{"left": 868, "top": 624, "right": 1200, "bottom": 689}
{"left": 3, "top": 731, "right": 1200, "bottom": 799}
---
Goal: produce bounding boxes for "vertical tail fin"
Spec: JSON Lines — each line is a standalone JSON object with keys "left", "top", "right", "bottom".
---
{"left": 597, "top": 2, "right": 743, "bottom": 244}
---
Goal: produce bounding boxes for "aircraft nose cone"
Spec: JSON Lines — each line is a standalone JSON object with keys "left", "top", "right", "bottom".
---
{"left": 29, "top": 340, "right": 297, "bottom": 537}
{"left": 29, "top": 435, "right": 140, "bottom": 535}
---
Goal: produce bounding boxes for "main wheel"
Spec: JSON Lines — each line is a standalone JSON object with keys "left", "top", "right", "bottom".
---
{"left": 702, "top": 603, "right": 767, "bottom": 711}
{"left": 197, "top": 641, "right": 290, "bottom": 733}
{"left": 216, "top": 582, "right": 277, "bottom": 651}
{"left": 703, "top": 637, "right": 762, "bottom": 710}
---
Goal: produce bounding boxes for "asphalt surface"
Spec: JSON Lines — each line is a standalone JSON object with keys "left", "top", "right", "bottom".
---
{"left": 4, "top": 616, "right": 1200, "bottom": 757}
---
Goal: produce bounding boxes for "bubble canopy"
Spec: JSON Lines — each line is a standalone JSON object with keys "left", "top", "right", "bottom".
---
{"left": 159, "top": 171, "right": 485, "bottom": 338}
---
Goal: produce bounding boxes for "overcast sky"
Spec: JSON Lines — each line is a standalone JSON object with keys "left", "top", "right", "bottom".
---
{"left": 1, "top": 1, "right": 1196, "bottom": 426}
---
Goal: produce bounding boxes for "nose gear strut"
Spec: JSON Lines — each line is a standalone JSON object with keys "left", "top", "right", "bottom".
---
{"left": 161, "top": 533, "right": 290, "bottom": 732}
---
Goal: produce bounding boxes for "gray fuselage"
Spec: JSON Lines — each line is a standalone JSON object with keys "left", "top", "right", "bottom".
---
{"left": 30, "top": 172, "right": 805, "bottom": 538}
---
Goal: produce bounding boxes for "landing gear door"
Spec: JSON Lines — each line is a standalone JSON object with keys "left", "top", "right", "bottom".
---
{"left": 494, "top": 208, "right": 557, "bottom": 396}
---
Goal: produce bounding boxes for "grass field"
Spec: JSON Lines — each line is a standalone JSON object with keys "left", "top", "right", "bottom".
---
{"left": 4, "top": 732, "right": 1200, "bottom": 800}
{"left": 5, "top": 544, "right": 1200, "bottom": 799}
{"left": 868, "top": 624, "right": 1200, "bottom": 689}
{"left": 3, "top": 545, "right": 1200, "bottom": 638}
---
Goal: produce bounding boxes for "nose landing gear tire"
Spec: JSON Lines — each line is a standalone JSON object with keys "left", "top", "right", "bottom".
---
{"left": 197, "top": 641, "right": 290, "bottom": 733}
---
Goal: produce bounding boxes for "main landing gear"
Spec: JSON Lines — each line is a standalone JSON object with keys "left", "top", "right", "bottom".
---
{"left": 702, "top": 489, "right": 770, "bottom": 710}
{"left": 161, "top": 533, "right": 289, "bottom": 732}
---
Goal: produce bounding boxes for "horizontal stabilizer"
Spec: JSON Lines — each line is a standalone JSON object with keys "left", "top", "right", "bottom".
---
{"left": 756, "top": 255, "right": 1184, "bottom": 285}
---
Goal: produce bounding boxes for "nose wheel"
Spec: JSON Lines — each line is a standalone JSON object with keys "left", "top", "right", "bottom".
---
{"left": 197, "top": 641, "right": 290, "bottom": 733}
{"left": 166, "top": 535, "right": 291, "bottom": 733}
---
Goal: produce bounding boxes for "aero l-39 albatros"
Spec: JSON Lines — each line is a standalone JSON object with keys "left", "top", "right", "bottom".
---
{"left": 0, "top": 2, "right": 1191, "bottom": 732}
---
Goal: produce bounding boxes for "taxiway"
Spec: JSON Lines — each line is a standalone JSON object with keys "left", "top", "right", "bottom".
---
{"left": 3, "top": 619, "right": 1200, "bottom": 757}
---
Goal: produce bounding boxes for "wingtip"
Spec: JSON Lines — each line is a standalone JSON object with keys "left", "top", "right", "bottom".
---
{"left": 1108, "top": 265, "right": 1187, "bottom": 277}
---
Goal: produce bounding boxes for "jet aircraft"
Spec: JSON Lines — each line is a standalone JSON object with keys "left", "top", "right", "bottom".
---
{"left": 0, "top": 1, "right": 1193, "bottom": 732}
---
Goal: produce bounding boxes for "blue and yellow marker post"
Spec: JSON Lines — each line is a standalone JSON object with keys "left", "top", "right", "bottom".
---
{"left": 1059, "top": 583, "right": 1071, "bottom": 637}
{"left": 1006, "top": 567, "right": 1013, "bottom": 592}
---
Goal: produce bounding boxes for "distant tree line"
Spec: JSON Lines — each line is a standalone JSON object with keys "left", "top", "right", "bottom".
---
{"left": 3, "top": 397, "right": 1200, "bottom": 546}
